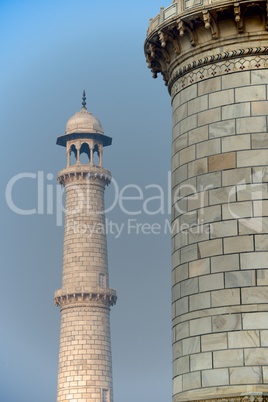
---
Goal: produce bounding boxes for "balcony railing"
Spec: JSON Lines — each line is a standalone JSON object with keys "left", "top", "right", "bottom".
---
{"left": 146, "top": 0, "right": 259, "bottom": 36}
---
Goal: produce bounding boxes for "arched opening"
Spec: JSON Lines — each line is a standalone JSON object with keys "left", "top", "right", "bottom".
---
{"left": 93, "top": 144, "right": 100, "bottom": 166}
{"left": 80, "top": 142, "right": 90, "bottom": 164}
{"left": 70, "top": 144, "right": 77, "bottom": 165}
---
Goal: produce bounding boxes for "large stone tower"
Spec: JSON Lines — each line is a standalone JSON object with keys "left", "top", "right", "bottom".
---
{"left": 145, "top": 1, "right": 268, "bottom": 402}
{"left": 54, "top": 92, "right": 116, "bottom": 402}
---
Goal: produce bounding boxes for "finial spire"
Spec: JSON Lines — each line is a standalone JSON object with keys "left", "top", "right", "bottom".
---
{"left": 82, "top": 90, "right": 87, "bottom": 109}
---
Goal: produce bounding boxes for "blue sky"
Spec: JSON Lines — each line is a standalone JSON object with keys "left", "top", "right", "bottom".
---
{"left": 0, "top": 1, "right": 172, "bottom": 401}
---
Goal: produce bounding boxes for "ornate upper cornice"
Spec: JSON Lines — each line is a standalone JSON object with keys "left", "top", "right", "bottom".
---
{"left": 144, "top": 0, "right": 268, "bottom": 88}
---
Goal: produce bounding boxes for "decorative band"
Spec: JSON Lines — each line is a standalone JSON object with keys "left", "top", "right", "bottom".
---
{"left": 54, "top": 290, "right": 117, "bottom": 308}
{"left": 57, "top": 171, "right": 111, "bottom": 186}
{"left": 170, "top": 47, "right": 268, "bottom": 96}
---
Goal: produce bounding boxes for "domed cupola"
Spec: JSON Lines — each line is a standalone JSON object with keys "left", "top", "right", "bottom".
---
{"left": 65, "top": 96, "right": 104, "bottom": 135}
{"left": 56, "top": 91, "right": 112, "bottom": 168}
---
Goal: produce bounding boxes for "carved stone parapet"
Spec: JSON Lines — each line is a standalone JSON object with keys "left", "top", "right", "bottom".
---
{"left": 54, "top": 288, "right": 117, "bottom": 308}
{"left": 57, "top": 165, "right": 111, "bottom": 187}
{"left": 144, "top": 0, "right": 268, "bottom": 85}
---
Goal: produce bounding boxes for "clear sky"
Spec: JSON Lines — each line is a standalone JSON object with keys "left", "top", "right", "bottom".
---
{"left": 0, "top": 1, "right": 172, "bottom": 401}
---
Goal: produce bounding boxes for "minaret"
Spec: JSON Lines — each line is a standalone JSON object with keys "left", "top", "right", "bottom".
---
{"left": 54, "top": 91, "right": 116, "bottom": 402}
{"left": 145, "top": 2, "right": 268, "bottom": 402}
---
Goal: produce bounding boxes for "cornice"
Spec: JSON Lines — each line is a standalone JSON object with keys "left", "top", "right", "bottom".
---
{"left": 144, "top": 0, "right": 268, "bottom": 88}
{"left": 57, "top": 165, "right": 111, "bottom": 187}
{"left": 54, "top": 288, "right": 117, "bottom": 309}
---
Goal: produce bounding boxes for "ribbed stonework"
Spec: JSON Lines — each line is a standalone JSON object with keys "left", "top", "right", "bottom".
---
{"left": 145, "top": 2, "right": 268, "bottom": 402}
{"left": 55, "top": 98, "right": 116, "bottom": 402}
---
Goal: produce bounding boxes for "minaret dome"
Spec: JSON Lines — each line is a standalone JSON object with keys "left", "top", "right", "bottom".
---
{"left": 65, "top": 107, "right": 104, "bottom": 135}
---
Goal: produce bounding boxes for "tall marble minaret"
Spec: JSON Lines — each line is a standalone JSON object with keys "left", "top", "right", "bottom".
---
{"left": 54, "top": 91, "right": 116, "bottom": 402}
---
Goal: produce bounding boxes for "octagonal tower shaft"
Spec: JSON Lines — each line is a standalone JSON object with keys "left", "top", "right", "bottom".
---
{"left": 55, "top": 98, "right": 116, "bottom": 402}
{"left": 145, "top": 2, "right": 268, "bottom": 402}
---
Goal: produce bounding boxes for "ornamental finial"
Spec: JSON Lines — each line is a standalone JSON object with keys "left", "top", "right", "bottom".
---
{"left": 82, "top": 90, "right": 87, "bottom": 109}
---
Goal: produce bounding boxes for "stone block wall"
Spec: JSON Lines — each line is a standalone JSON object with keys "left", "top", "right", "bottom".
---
{"left": 62, "top": 179, "right": 108, "bottom": 292}
{"left": 57, "top": 305, "right": 113, "bottom": 402}
{"left": 171, "top": 66, "right": 268, "bottom": 400}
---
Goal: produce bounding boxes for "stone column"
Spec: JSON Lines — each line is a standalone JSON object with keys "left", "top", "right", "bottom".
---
{"left": 145, "top": 1, "right": 268, "bottom": 401}
{"left": 55, "top": 167, "right": 116, "bottom": 402}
